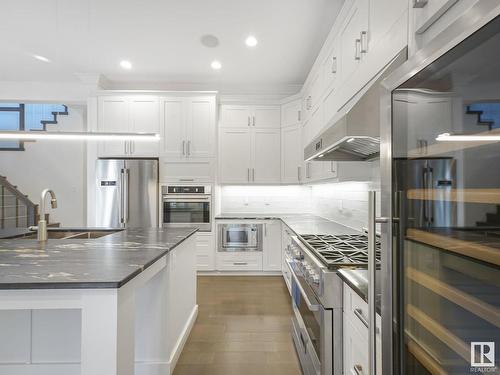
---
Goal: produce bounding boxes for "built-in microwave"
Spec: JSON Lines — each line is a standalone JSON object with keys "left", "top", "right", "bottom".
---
{"left": 161, "top": 185, "right": 212, "bottom": 231}
{"left": 218, "top": 223, "right": 263, "bottom": 252}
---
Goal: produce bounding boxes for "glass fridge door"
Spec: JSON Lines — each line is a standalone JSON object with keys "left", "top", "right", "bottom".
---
{"left": 391, "top": 15, "right": 500, "bottom": 375}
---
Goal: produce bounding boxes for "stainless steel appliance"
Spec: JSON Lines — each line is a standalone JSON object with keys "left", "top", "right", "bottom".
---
{"left": 379, "top": 4, "right": 500, "bottom": 375}
{"left": 304, "top": 50, "right": 407, "bottom": 162}
{"left": 162, "top": 185, "right": 212, "bottom": 231}
{"left": 95, "top": 159, "right": 158, "bottom": 228}
{"left": 218, "top": 223, "right": 262, "bottom": 252}
{"left": 287, "top": 233, "right": 382, "bottom": 375}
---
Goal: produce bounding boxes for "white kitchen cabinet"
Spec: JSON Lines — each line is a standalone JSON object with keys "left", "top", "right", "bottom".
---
{"left": 160, "top": 96, "right": 215, "bottom": 159}
{"left": 220, "top": 105, "right": 280, "bottom": 129}
{"left": 323, "top": 36, "right": 341, "bottom": 94}
{"left": 252, "top": 129, "right": 281, "bottom": 183}
{"left": 219, "top": 128, "right": 252, "bottom": 183}
{"left": 219, "top": 127, "right": 280, "bottom": 184}
{"left": 159, "top": 158, "right": 215, "bottom": 183}
{"left": 281, "top": 99, "right": 302, "bottom": 128}
{"left": 263, "top": 220, "right": 282, "bottom": 271}
{"left": 339, "top": 0, "right": 369, "bottom": 85}
{"left": 216, "top": 252, "right": 263, "bottom": 271}
{"left": 281, "top": 124, "right": 303, "bottom": 183}
{"left": 97, "top": 95, "right": 160, "bottom": 157}
{"left": 196, "top": 232, "right": 215, "bottom": 271}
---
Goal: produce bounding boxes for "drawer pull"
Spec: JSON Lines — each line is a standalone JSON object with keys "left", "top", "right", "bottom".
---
{"left": 354, "top": 308, "right": 369, "bottom": 328}
{"left": 353, "top": 364, "right": 364, "bottom": 375}
{"left": 233, "top": 262, "right": 248, "bottom": 265}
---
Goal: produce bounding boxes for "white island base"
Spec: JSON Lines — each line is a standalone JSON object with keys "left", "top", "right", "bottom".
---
{"left": 0, "top": 235, "right": 197, "bottom": 375}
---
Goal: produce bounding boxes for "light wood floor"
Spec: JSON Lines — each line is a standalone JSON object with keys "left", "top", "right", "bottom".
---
{"left": 173, "top": 276, "right": 303, "bottom": 375}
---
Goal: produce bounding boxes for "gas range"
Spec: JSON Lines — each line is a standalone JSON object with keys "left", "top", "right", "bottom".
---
{"left": 300, "top": 233, "right": 381, "bottom": 269}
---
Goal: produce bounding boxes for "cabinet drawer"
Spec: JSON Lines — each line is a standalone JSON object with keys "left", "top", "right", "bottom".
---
{"left": 343, "top": 283, "right": 381, "bottom": 336}
{"left": 216, "top": 252, "right": 263, "bottom": 271}
{"left": 344, "top": 318, "right": 369, "bottom": 375}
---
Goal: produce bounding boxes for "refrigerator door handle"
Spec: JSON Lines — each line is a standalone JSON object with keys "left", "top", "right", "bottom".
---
{"left": 368, "top": 191, "right": 389, "bottom": 375}
{"left": 120, "top": 169, "right": 125, "bottom": 224}
{"left": 124, "top": 168, "right": 130, "bottom": 224}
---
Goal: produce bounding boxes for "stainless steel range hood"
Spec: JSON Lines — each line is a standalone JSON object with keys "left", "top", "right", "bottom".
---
{"left": 305, "top": 49, "right": 407, "bottom": 162}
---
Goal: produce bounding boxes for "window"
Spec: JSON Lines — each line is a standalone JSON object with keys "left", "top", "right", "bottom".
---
{"left": 0, "top": 103, "right": 67, "bottom": 150}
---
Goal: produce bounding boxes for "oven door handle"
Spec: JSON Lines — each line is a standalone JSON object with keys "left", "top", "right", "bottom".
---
{"left": 289, "top": 264, "right": 321, "bottom": 312}
{"left": 163, "top": 197, "right": 211, "bottom": 201}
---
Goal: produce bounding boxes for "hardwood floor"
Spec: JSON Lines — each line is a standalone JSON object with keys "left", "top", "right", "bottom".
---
{"left": 173, "top": 276, "right": 303, "bottom": 375}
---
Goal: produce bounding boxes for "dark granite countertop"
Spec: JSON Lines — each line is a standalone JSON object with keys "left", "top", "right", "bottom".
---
{"left": 0, "top": 227, "right": 197, "bottom": 290}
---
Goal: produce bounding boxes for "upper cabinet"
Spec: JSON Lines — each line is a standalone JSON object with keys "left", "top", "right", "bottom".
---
{"left": 220, "top": 105, "right": 280, "bottom": 128}
{"left": 281, "top": 99, "right": 302, "bottom": 128}
{"left": 160, "top": 96, "right": 216, "bottom": 159}
{"left": 97, "top": 95, "right": 160, "bottom": 157}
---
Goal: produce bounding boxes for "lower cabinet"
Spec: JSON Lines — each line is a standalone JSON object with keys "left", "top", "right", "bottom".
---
{"left": 262, "top": 220, "right": 282, "bottom": 271}
{"left": 195, "top": 232, "right": 215, "bottom": 271}
{"left": 343, "top": 283, "right": 382, "bottom": 375}
{"left": 216, "top": 252, "right": 263, "bottom": 271}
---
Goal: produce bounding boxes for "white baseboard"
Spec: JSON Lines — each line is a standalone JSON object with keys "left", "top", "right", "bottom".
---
{"left": 135, "top": 304, "right": 198, "bottom": 375}
{"left": 198, "top": 271, "right": 282, "bottom": 276}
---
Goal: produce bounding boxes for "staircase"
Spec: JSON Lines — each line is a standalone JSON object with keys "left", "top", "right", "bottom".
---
{"left": 0, "top": 176, "right": 36, "bottom": 229}
{"left": 466, "top": 103, "right": 500, "bottom": 131}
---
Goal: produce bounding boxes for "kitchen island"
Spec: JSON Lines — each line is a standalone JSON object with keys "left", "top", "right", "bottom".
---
{"left": 0, "top": 227, "right": 198, "bottom": 375}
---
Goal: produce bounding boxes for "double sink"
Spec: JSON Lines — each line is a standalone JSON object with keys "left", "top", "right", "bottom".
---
{"left": 9, "top": 229, "right": 122, "bottom": 240}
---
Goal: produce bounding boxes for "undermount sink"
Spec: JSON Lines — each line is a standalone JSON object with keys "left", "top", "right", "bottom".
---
{"left": 14, "top": 229, "right": 122, "bottom": 240}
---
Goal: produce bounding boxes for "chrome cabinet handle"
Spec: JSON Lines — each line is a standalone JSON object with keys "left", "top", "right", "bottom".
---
{"left": 247, "top": 168, "right": 250, "bottom": 182}
{"left": 297, "top": 166, "right": 301, "bottom": 181}
{"left": 264, "top": 223, "right": 267, "bottom": 236}
{"left": 413, "top": 0, "right": 428, "bottom": 8}
{"left": 187, "top": 140, "right": 191, "bottom": 156}
{"left": 355, "top": 39, "right": 361, "bottom": 60}
{"left": 252, "top": 168, "right": 255, "bottom": 181}
{"left": 354, "top": 364, "right": 365, "bottom": 375}
{"left": 233, "top": 262, "right": 248, "bottom": 266}
{"left": 252, "top": 116, "right": 256, "bottom": 126}
{"left": 182, "top": 140, "right": 186, "bottom": 156}
{"left": 360, "top": 31, "right": 368, "bottom": 53}
{"left": 331, "top": 56, "right": 337, "bottom": 73}
{"left": 179, "top": 178, "right": 195, "bottom": 182}
{"left": 354, "top": 308, "right": 369, "bottom": 328}
{"left": 298, "top": 110, "right": 301, "bottom": 122}
{"left": 306, "top": 96, "right": 312, "bottom": 110}
{"left": 247, "top": 116, "right": 251, "bottom": 127}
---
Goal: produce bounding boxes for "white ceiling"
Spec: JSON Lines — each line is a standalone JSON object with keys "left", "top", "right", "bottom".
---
{"left": 0, "top": 0, "right": 343, "bottom": 94}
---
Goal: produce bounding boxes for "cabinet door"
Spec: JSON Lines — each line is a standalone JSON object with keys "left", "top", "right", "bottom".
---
{"left": 323, "top": 161, "right": 338, "bottom": 179}
{"left": 98, "top": 96, "right": 129, "bottom": 157}
{"left": 220, "top": 105, "right": 252, "bottom": 128}
{"left": 196, "top": 232, "right": 215, "bottom": 271}
{"left": 252, "top": 106, "right": 281, "bottom": 128}
{"left": 263, "top": 220, "right": 282, "bottom": 271}
{"left": 340, "top": 0, "right": 368, "bottom": 83}
{"left": 252, "top": 129, "right": 281, "bottom": 183}
{"left": 161, "top": 97, "right": 186, "bottom": 159}
{"left": 281, "top": 99, "right": 302, "bottom": 128}
{"left": 129, "top": 96, "right": 160, "bottom": 157}
{"left": 323, "top": 36, "right": 341, "bottom": 92}
{"left": 281, "top": 124, "right": 303, "bottom": 183}
{"left": 186, "top": 97, "right": 215, "bottom": 158}
{"left": 219, "top": 128, "right": 252, "bottom": 183}
{"left": 305, "top": 161, "right": 324, "bottom": 181}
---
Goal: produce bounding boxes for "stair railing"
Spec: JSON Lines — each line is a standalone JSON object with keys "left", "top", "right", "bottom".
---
{"left": 0, "top": 175, "right": 36, "bottom": 229}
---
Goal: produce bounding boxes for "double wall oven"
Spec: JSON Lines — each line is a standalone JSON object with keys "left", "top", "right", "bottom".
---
{"left": 161, "top": 185, "right": 212, "bottom": 231}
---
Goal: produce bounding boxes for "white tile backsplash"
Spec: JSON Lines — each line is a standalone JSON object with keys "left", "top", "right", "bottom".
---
{"left": 219, "top": 164, "right": 380, "bottom": 231}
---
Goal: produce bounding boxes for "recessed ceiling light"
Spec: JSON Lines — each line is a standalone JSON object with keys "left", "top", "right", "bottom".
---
{"left": 33, "top": 54, "right": 51, "bottom": 63}
{"left": 120, "top": 60, "right": 132, "bottom": 70}
{"left": 211, "top": 60, "right": 222, "bottom": 70}
{"left": 245, "top": 35, "right": 258, "bottom": 47}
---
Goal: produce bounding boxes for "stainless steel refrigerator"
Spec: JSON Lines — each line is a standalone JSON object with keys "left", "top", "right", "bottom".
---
{"left": 95, "top": 159, "right": 158, "bottom": 228}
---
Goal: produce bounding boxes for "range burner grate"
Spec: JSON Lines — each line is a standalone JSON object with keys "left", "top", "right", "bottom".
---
{"left": 300, "top": 234, "right": 381, "bottom": 268}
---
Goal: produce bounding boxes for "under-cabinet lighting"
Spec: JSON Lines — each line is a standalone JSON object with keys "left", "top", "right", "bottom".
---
{"left": 346, "top": 138, "right": 355, "bottom": 143}
{"left": 33, "top": 54, "right": 51, "bottom": 63}
{"left": 0, "top": 131, "right": 160, "bottom": 141}
{"left": 436, "top": 133, "right": 500, "bottom": 142}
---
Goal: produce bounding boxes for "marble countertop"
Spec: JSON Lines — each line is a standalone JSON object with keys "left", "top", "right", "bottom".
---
{"left": 215, "top": 213, "right": 361, "bottom": 236}
{"left": 0, "top": 227, "right": 197, "bottom": 290}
